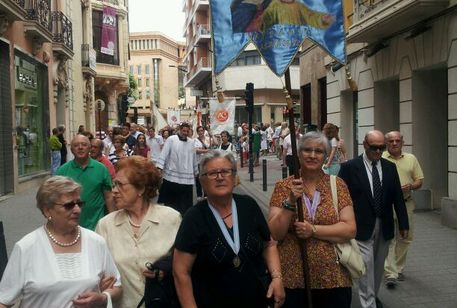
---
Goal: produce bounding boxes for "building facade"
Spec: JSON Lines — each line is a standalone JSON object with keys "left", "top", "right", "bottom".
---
{"left": 309, "top": 0, "right": 456, "bottom": 211}
{"left": 128, "top": 32, "right": 186, "bottom": 126}
{"left": 0, "top": 0, "right": 129, "bottom": 196}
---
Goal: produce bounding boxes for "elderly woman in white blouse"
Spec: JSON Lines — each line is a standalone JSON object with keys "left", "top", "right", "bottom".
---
{"left": 96, "top": 156, "right": 182, "bottom": 307}
{"left": 0, "top": 176, "right": 122, "bottom": 308}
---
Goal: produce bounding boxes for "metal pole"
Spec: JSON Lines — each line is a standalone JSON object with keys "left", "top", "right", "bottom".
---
{"left": 262, "top": 159, "right": 267, "bottom": 191}
{"left": 282, "top": 166, "right": 288, "bottom": 179}
{"left": 240, "top": 146, "right": 244, "bottom": 168}
{"left": 285, "top": 68, "right": 313, "bottom": 308}
{"left": 98, "top": 108, "right": 102, "bottom": 138}
{"left": 0, "top": 222, "right": 7, "bottom": 280}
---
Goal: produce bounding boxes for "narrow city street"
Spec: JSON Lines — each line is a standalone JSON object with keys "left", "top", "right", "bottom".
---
{"left": 1, "top": 155, "right": 456, "bottom": 307}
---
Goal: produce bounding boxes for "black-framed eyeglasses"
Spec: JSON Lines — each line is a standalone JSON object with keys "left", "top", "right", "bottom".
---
{"left": 56, "top": 200, "right": 85, "bottom": 211}
{"left": 201, "top": 168, "right": 235, "bottom": 179}
{"left": 367, "top": 144, "right": 386, "bottom": 152}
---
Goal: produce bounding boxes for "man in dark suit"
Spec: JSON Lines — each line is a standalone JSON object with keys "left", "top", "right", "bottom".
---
{"left": 339, "top": 130, "right": 409, "bottom": 308}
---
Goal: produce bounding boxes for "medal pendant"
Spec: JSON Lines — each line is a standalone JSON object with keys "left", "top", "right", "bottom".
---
{"left": 233, "top": 255, "right": 241, "bottom": 268}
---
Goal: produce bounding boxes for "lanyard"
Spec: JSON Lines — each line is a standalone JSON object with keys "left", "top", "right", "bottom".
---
{"left": 302, "top": 191, "right": 320, "bottom": 222}
{"left": 208, "top": 199, "right": 240, "bottom": 255}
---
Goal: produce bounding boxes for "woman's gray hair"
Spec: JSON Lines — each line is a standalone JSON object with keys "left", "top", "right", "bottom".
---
{"left": 199, "top": 150, "right": 237, "bottom": 175}
{"left": 298, "top": 131, "right": 330, "bottom": 157}
{"left": 36, "top": 176, "right": 81, "bottom": 212}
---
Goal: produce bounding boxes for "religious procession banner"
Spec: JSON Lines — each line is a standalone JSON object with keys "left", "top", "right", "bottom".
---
{"left": 209, "top": 98, "right": 236, "bottom": 135}
{"left": 101, "top": 6, "right": 117, "bottom": 56}
{"left": 211, "top": 0, "right": 346, "bottom": 76}
{"left": 167, "top": 110, "right": 181, "bottom": 127}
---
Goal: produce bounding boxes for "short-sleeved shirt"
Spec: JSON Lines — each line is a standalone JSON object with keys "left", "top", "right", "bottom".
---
{"left": 270, "top": 174, "right": 353, "bottom": 289}
{"left": 96, "top": 205, "right": 181, "bottom": 308}
{"left": 175, "top": 194, "right": 270, "bottom": 308}
{"left": 382, "top": 151, "right": 424, "bottom": 199}
{"left": 57, "top": 159, "right": 112, "bottom": 230}
{"left": 0, "top": 227, "right": 120, "bottom": 308}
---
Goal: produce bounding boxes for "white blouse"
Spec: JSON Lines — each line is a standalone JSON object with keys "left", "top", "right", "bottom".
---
{"left": 0, "top": 227, "right": 121, "bottom": 308}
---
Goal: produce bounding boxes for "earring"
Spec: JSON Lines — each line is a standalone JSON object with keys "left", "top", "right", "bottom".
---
{"left": 138, "top": 194, "right": 142, "bottom": 197}
{"left": 47, "top": 216, "right": 52, "bottom": 221}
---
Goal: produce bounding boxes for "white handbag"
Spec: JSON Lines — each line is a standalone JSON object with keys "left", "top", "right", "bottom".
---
{"left": 330, "top": 175, "right": 366, "bottom": 279}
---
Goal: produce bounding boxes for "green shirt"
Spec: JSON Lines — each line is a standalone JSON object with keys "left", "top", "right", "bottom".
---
{"left": 49, "top": 135, "right": 62, "bottom": 151}
{"left": 57, "top": 158, "right": 112, "bottom": 230}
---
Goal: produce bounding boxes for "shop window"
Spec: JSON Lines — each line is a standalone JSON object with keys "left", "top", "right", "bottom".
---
{"left": 14, "top": 54, "right": 49, "bottom": 177}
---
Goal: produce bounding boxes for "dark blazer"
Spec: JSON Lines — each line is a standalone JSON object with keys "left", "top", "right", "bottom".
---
{"left": 339, "top": 155, "right": 409, "bottom": 241}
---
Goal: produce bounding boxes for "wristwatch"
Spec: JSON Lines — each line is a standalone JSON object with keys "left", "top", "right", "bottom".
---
{"left": 282, "top": 200, "right": 296, "bottom": 212}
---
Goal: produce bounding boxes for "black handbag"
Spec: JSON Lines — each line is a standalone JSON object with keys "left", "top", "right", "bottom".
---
{"left": 137, "top": 255, "right": 180, "bottom": 308}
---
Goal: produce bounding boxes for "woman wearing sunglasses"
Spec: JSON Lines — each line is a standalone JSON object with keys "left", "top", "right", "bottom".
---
{"left": 96, "top": 156, "right": 181, "bottom": 307}
{"left": 173, "top": 150, "right": 285, "bottom": 308}
{"left": 0, "top": 176, "right": 122, "bottom": 308}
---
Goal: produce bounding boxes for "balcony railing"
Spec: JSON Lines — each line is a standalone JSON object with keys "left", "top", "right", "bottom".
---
{"left": 51, "top": 11, "right": 73, "bottom": 51}
{"left": 353, "top": 0, "right": 387, "bottom": 23}
{"left": 25, "top": 0, "right": 52, "bottom": 33}
{"left": 348, "top": 0, "right": 449, "bottom": 43}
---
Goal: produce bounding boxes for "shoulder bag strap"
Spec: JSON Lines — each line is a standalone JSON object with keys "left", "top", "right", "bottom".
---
{"left": 330, "top": 175, "right": 339, "bottom": 220}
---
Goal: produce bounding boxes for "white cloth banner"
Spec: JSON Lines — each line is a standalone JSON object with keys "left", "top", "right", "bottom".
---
{"left": 209, "top": 98, "right": 235, "bottom": 135}
{"left": 167, "top": 110, "right": 181, "bottom": 126}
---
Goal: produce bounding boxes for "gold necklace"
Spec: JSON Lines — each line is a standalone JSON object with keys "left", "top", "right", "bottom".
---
{"left": 128, "top": 215, "right": 141, "bottom": 228}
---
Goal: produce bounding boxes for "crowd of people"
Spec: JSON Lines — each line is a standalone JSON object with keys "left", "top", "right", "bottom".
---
{"left": 0, "top": 120, "right": 423, "bottom": 308}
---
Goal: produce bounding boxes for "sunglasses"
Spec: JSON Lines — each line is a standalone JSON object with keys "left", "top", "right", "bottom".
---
{"left": 367, "top": 144, "right": 386, "bottom": 152}
{"left": 56, "top": 200, "right": 85, "bottom": 211}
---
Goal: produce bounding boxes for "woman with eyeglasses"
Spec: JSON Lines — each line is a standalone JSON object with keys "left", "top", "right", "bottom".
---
{"left": 173, "top": 150, "right": 285, "bottom": 308}
{"left": 268, "top": 131, "right": 356, "bottom": 307}
{"left": 96, "top": 156, "right": 181, "bottom": 307}
{"left": 0, "top": 176, "right": 122, "bottom": 308}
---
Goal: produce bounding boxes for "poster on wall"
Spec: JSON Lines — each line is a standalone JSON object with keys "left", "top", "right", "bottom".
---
{"left": 209, "top": 98, "right": 235, "bottom": 135}
{"left": 101, "top": 6, "right": 117, "bottom": 56}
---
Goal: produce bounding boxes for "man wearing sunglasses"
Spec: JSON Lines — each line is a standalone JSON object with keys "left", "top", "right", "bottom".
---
{"left": 339, "top": 130, "right": 409, "bottom": 308}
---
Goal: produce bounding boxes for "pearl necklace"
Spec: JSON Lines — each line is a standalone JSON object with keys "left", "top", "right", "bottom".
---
{"left": 44, "top": 224, "right": 81, "bottom": 247}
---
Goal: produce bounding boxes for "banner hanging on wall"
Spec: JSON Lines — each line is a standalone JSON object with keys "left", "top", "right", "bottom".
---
{"left": 101, "top": 6, "right": 117, "bottom": 56}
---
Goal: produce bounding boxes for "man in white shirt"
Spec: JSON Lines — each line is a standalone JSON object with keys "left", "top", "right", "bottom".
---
{"left": 146, "top": 127, "right": 164, "bottom": 164}
{"left": 156, "top": 122, "right": 198, "bottom": 215}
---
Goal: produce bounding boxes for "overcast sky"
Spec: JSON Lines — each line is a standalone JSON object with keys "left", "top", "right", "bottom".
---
{"left": 128, "top": 0, "right": 185, "bottom": 41}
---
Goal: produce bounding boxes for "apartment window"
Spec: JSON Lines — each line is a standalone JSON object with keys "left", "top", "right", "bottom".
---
{"left": 231, "top": 51, "right": 261, "bottom": 66}
{"left": 139, "top": 91, "right": 143, "bottom": 100}
{"left": 135, "top": 40, "right": 138, "bottom": 50}
{"left": 137, "top": 78, "right": 142, "bottom": 87}
{"left": 145, "top": 78, "right": 150, "bottom": 87}
{"left": 129, "top": 65, "right": 133, "bottom": 74}
{"left": 92, "top": 10, "right": 119, "bottom": 65}
{"left": 145, "top": 64, "right": 150, "bottom": 74}
{"left": 137, "top": 65, "right": 142, "bottom": 75}
{"left": 146, "top": 89, "right": 150, "bottom": 99}
{"left": 153, "top": 58, "right": 160, "bottom": 106}
{"left": 147, "top": 40, "right": 150, "bottom": 49}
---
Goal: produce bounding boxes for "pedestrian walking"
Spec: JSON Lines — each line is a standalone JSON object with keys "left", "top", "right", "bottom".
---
{"left": 57, "top": 124, "right": 67, "bottom": 166}
{"left": 194, "top": 126, "right": 210, "bottom": 201}
{"left": 383, "top": 131, "right": 424, "bottom": 288}
{"left": 173, "top": 151, "right": 285, "bottom": 308}
{"left": 49, "top": 128, "right": 62, "bottom": 175}
{"left": 0, "top": 176, "right": 121, "bottom": 307}
{"left": 90, "top": 138, "right": 116, "bottom": 180}
{"left": 338, "top": 130, "right": 409, "bottom": 308}
{"left": 156, "top": 122, "right": 198, "bottom": 215}
{"left": 322, "top": 123, "right": 343, "bottom": 175}
{"left": 269, "top": 131, "right": 356, "bottom": 307}
{"left": 96, "top": 156, "right": 181, "bottom": 308}
{"left": 146, "top": 127, "right": 164, "bottom": 164}
{"left": 57, "top": 134, "right": 114, "bottom": 230}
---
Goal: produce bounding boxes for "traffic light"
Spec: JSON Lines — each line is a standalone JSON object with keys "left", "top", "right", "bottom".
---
{"left": 119, "top": 95, "right": 129, "bottom": 124}
{"left": 245, "top": 82, "right": 254, "bottom": 113}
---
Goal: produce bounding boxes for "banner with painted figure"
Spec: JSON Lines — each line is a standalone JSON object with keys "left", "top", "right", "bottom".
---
{"left": 209, "top": 98, "right": 236, "bottom": 135}
{"left": 167, "top": 110, "right": 181, "bottom": 127}
{"left": 211, "top": 0, "right": 346, "bottom": 76}
{"left": 101, "top": 6, "right": 117, "bottom": 56}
